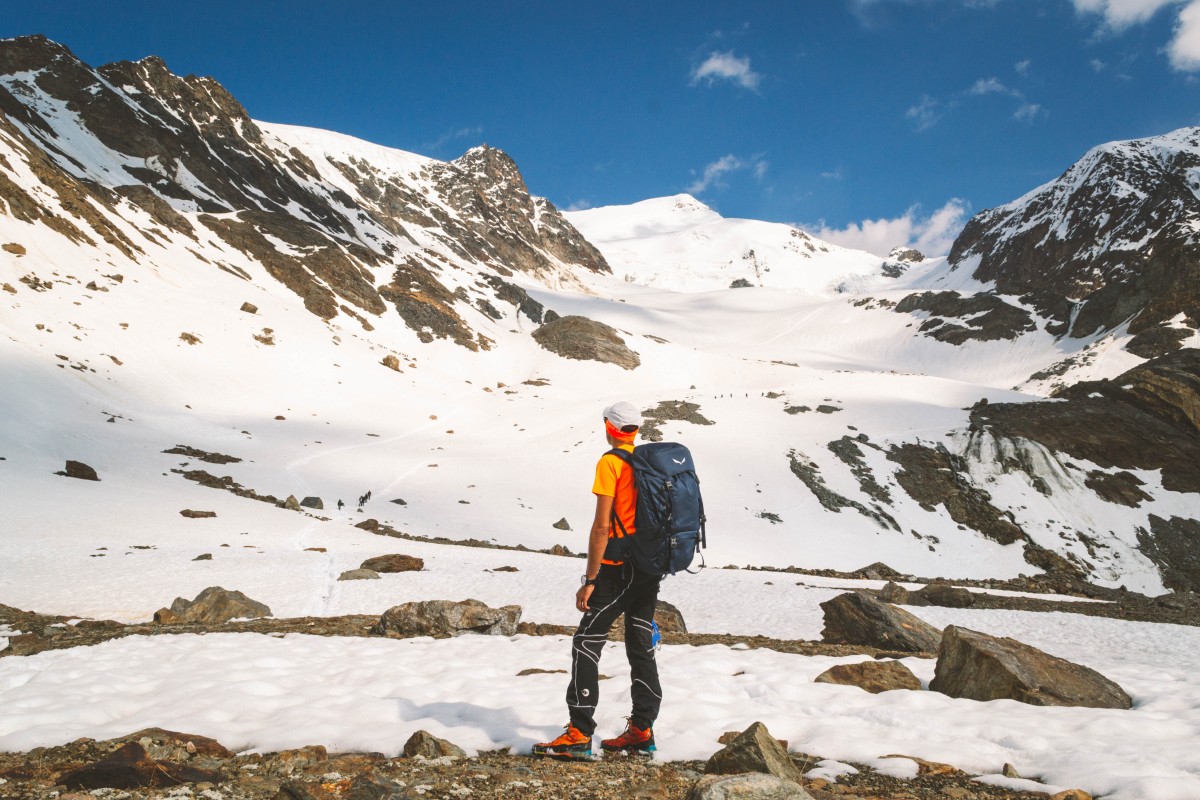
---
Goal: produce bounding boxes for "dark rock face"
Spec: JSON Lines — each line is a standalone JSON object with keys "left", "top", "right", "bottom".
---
{"left": 638, "top": 400, "right": 715, "bottom": 442}
{"left": 360, "top": 554, "right": 424, "bottom": 573}
{"left": 168, "top": 587, "right": 272, "bottom": 624}
{"left": 704, "top": 721, "right": 804, "bottom": 784}
{"left": 402, "top": 730, "right": 466, "bottom": 759}
{"left": 971, "top": 349, "right": 1200, "bottom": 494}
{"left": 819, "top": 592, "right": 942, "bottom": 653}
{"left": 894, "top": 291, "right": 1037, "bottom": 344}
{"left": 59, "top": 741, "right": 225, "bottom": 789}
{"left": 787, "top": 450, "right": 898, "bottom": 531}
{"left": 300, "top": 496, "right": 324, "bottom": 510}
{"left": 930, "top": 625, "right": 1132, "bottom": 709}
{"left": 947, "top": 127, "right": 1200, "bottom": 339}
{"left": 1137, "top": 515, "right": 1200, "bottom": 592}
{"left": 814, "top": 660, "right": 921, "bottom": 693}
{"left": 531, "top": 315, "right": 640, "bottom": 370}
{"left": 57, "top": 460, "right": 99, "bottom": 481}
{"left": 372, "top": 599, "right": 521, "bottom": 638}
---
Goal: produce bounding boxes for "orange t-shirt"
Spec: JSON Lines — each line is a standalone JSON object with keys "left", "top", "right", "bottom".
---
{"left": 593, "top": 444, "right": 637, "bottom": 565}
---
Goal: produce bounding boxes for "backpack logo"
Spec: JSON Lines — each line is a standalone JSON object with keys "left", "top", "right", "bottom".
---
{"left": 672, "top": 457, "right": 687, "bottom": 465}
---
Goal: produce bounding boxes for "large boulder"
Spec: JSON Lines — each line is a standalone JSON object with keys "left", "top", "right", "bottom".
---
{"left": 704, "top": 722, "right": 803, "bottom": 784}
{"left": 299, "top": 496, "right": 324, "bottom": 510}
{"left": 930, "top": 625, "right": 1133, "bottom": 709}
{"left": 372, "top": 599, "right": 521, "bottom": 638}
{"left": 913, "top": 583, "right": 975, "bottom": 608}
{"left": 168, "top": 587, "right": 272, "bottom": 624}
{"left": 686, "top": 773, "right": 814, "bottom": 800}
{"left": 814, "top": 660, "right": 922, "bottom": 693}
{"left": 617, "top": 599, "right": 687, "bottom": 634}
{"left": 360, "top": 554, "right": 424, "bottom": 573}
{"left": 57, "top": 460, "right": 99, "bottom": 481}
{"left": 337, "top": 569, "right": 381, "bottom": 581}
{"left": 59, "top": 742, "right": 224, "bottom": 789}
{"left": 402, "top": 730, "right": 467, "bottom": 759}
{"left": 531, "top": 315, "right": 640, "bottom": 370}
{"left": 819, "top": 592, "right": 942, "bottom": 653}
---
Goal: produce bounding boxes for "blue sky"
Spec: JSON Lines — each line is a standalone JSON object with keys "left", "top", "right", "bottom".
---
{"left": 4, "top": 1, "right": 1199, "bottom": 255}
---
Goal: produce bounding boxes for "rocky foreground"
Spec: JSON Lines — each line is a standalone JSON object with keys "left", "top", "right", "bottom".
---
{"left": 0, "top": 725, "right": 1091, "bottom": 800}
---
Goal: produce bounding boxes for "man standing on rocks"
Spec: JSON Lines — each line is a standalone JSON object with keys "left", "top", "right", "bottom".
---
{"left": 533, "top": 402, "right": 661, "bottom": 759}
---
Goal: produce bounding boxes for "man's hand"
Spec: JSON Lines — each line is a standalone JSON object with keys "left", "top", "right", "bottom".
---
{"left": 576, "top": 583, "right": 594, "bottom": 612}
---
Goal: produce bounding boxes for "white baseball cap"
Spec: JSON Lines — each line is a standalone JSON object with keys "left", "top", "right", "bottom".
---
{"left": 603, "top": 401, "right": 642, "bottom": 430}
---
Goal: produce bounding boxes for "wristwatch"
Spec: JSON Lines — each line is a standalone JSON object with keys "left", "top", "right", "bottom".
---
{"left": 581, "top": 575, "right": 597, "bottom": 587}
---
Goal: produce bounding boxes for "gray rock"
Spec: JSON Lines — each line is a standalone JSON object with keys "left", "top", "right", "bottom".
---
{"left": 531, "top": 315, "right": 640, "bottom": 370}
{"left": 192, "top": 553, "right": 212, "bottom": 561}
{"left": 914, "top": 583, "right": 975, "bottom": 608}
{"left": 338, "top": 569, "right": 381, "bottom": 581}
{"left": 240, "top": 302, "right": 258, "bottom": 314}
{"left": 819, "top": 592, "right": 942, "bottom": 653}
{"left": 402, "top": 730, "right": 466, "bottom": 759}
{"left": 360, "top": 554, "right": 424, "bottom": 573}
{"left": 704, "top": 722, "right": 803, "bottom": 784}
{"left": 373, "top": 599, "right": 521, "bottom": 638}
{"left": 687, "top": 773, "right": 813, "bottom": 800}
{"left": 299, "top": 496, "right": 324, "bottom": 510}
{"left": 879, "top": 581, "right": 910, "bottom": 604}
{"left": 930, "top": 625, "right": 1133, "bottom": 708}
{"left": 169, "top": 586, "right": 272, "bottom": 624}
{"left": 58, "top": 460, "right": 99, "bottom": 481}
{"left": 814, "top": 660, "right": 922, "bottom": 693}
{"left": 552, "top": 517, "right": 571, "bottom": 531}
{"left": 283, "top": 495, "right": 301, "bottom": 511}
{"left": 180, "top": 509, "right": 217, "bottom": 519}
{"left": 655, "top": 599, "right": 688, "bottom": 633}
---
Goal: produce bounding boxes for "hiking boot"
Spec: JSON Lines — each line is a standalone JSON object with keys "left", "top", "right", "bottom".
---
{"left": 532, "top": 725, "right": 592, "bottom": 759}
{"left": 601, "top": 720, "right": 655, "bottom": 753}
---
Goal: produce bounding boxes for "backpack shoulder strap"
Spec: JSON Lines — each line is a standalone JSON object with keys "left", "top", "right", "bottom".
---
{"left": 605, "top": 447, "right": 631, "bottom": 463}
{"left": 604, "top": 447, "right": 634, "bottom": 539}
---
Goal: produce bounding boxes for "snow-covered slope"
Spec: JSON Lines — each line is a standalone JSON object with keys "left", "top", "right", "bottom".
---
{"left": 566, "top": 194, "right": 885, "bottom": 293}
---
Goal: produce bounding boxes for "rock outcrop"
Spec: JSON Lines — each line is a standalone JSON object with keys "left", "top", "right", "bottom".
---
{"left": 402, "top": 730, "right": 467, "bottom": 759}
{"left": 704, "top": 722, "right": 804, "bottom": 784}
{"left": 372, "top": 599, "right": 521, "bottom": 638}
{"left": 57, "top": 460, "right": 99, "bottom": 481}
{"left": 360, "top": 553, "right": 424, "bottom": 573}
{"left": 161, "top": 587, "right": 272, "bottom": 625}
{"left": 929, "top": 625, "right": 1133, "bottom": 709}
{"left": 814, "top": 660, "right": 922, "bottom": 693}
{"left": 531, "top": 315, "right": 640, "bottom": 370}
{"left": 819, "top": 592, "right": 942, "bottom": 653}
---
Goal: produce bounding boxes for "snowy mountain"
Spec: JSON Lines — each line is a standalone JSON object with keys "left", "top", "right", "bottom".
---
{"left": 565, "top": 194, "right": 886, "bottom": 293}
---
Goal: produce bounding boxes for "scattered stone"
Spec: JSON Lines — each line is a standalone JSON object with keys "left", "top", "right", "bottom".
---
{"left": 547, "top": 543, "right": 573, "bottom": 557}
{"left": 492, "top": 565, "right": 519, "bottom": 572}
{"left": 819, "top": 592, "right": 942, "bottom": 653}
{"left": 930, "top": 625, "right": 1133, "bottom": 708}
{"left": 402, "top": 730, "right": 467, "bottom": 759}
{"left": 381, "top": 354, "right": 402, "bottom": 371}
{"left": 300, "top": 496, "right": 324, "bottom": 510}
{"left": 153, "top": 608, "right": 184, "bottom": 625}
{"left": 855, "top": 562, "right": 903, "bottom": 581}
{"left": 283, "top": 495, "right": 302, "bottom": 511}
{"left": 168, "top": 587, "right": 272, "bottom": 625}
{"left": 517, "top": 668, "right": 566, "bottom": 676}
{"left": 2, "top": 243, "right": 26, "bottom": 255}
{"left": 373, "top": 599, "right": 521, "bottom": 638}
{"left": 57, "top": 460, "right": 99, "bottom": 481}
{"left": 814, "top": 660, "right": 921, "bottom": 693}
{"left": 879, "top": 581, "right": 910, "bottom": 604}
{"left": 240, "top": 302, "right": 258, "bottom": 314}
{"left": 338, "top": 569, "right": 381, "bottom": 581}
{"left": 1050, "top": 790, "right": 1093, "bottom": 800}
{"left": 552, "top": 517, "right": 571, "bottom": 531}
{"left": 1002, "top": 763, "right": 1021, "bottom": 779}
{"left": 390, "top": 498, "right": 407, "bottom": 505}
{"left": 162, "top": 445, "right": 242, "bottom": 464}
{"left": 686, "top": 773, "right": 813, "bottom": 800}
{"left": 192, "top": 553, "right": 212, "bottom": 561}
{"left": 704, "top": 721, "right": 803, "bottom": 784}
{"left": 179, "top": 332, "right": 201, "bottom": 345}
{"left": 2, "top": 283, "right": 15, "bottom": 294}
{"left": 914, "top": 583, "right": 976, "bottom": 608}
{"left": 180, "top": 509, "right": 217, "bottom": 519}
{"left": 304, "top": 547, "right": 327, "bottom": 553}
{"left": 360, "top": 554, "right": 424, "bottom": 573}
{"left": 59, "top": 741, "right": 225, "bottom": 789}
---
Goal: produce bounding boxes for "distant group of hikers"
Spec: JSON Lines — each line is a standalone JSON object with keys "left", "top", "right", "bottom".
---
{"left": 334, "top": 490, "right": 372, "bottom": 511}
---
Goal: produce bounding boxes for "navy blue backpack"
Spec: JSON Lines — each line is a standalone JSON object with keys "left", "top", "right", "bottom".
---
{"left": 603, "top": 442, "right": 707, "bottom": 576}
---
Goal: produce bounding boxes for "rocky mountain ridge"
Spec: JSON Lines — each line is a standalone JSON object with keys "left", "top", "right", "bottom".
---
{"left": 0, "top": 35, "right": 605, "bottom": 348}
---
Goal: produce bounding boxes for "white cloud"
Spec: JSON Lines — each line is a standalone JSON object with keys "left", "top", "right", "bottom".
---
{"left": 564, "top": 199, "right": 593, "bottom": 212}
{"left": 968, "top": 77, "right": 1019, "bottom": 96}
{"left": 806, "top": 198, "right": 970, "bottom": 258}
{"left": 1074, "top": 0, "right": 1200, "bottom": 72}
{"left": 685, "top": 154, "right": 768, "bottom": 194}
{"left": 1169, "top": 1, "right": 1200, "bottom": 69}
{"left": 690, "top": 51, "right": 763, "bottom": 91}
{"left": 1014, "top": 102, "right": 1046, "bottom": 121}
{"left": 1015, "top": 59, "right": 1032, "bottom": 75}
{"left": 425, "top": 126, "right": 483, "bottom": 153}
{"left": 906, "top": 95, "right": 942, "bottom": 131}
{"left": 1072, "top": 0, "right": 1182, "bottom": 30}
{"left": 1091, "top": 57, "right": 1108, "bottom": 70}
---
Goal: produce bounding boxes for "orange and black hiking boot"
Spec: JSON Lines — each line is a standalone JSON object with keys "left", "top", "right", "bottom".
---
{"left": 532, "top": 725, "right": 592, "bottom": 759}
{"left": 601, "top": 720, "right": 655, "bottom": 754}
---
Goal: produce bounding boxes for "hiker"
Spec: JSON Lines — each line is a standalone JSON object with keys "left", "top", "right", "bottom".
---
{"left": 533, "top": 401, "right": 660, "bottom": 759}
{"left": 337, "top": 499, "right": 344, "bottom": 511}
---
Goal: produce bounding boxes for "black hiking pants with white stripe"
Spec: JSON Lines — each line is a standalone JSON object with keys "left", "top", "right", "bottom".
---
{"left": 567, "top": 562, "right": 662, "bottom": 736}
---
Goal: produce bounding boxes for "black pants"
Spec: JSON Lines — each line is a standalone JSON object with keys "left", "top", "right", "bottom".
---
{"left": 566, "top": 563, "right": 662, "bottom": 736}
